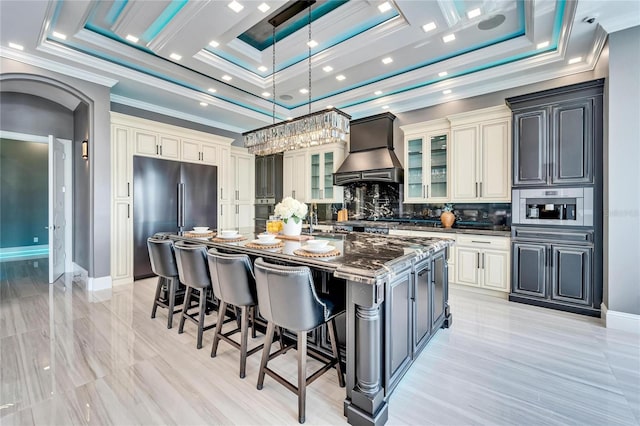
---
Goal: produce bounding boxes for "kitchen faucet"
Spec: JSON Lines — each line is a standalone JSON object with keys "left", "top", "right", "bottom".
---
{"left": 308, "top": 203, "right": 318, "bottom": 234}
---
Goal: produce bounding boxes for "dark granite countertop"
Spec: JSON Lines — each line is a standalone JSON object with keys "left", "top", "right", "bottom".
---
{"left": 314, "top": 220, "right": 511, "bottom": 237}
{"left": 172, "top": 231, "right": 453, "bottom": 284}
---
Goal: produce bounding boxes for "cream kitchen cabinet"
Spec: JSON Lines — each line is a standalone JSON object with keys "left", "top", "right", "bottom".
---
{"left": 220, "top": 148, "right": 255, "bottom": 230}
{"left": 307, "top": 144, "right": 345, "bottom": 203}
{"left": 449, "top": 106, "right": 511, "bottom": 202}
{"left": 111, "top": 124, "right": 133, "bottom": 285}
{"left": 182, "top": 138, "right": 218, "bottom": 165}
{"left": 400, "top": 119, "right": 450, "bottom": 203}
{"left": 133, "top": 130, "right": 180, "bottom": 159}
{"left": 455, "top": 235, "right": 510, "bottom": 293}
{"left": 283, "top": 150, "right": 308, "bottom": 201}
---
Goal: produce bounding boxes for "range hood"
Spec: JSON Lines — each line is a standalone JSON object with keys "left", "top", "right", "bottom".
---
{"left": 334, "top": 112, "right": 404, "bottom": 185}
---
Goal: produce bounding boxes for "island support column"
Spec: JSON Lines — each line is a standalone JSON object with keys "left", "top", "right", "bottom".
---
{"left": 344, "top": 278, "right": 388, "bottom": 426}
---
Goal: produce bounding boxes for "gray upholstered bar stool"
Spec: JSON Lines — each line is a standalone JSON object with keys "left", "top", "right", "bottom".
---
{"left": 253, "top": 257, "right": 345, "bottom": 424}
{"left": 174, "top": 241, "right": 216, "bottom": 349}
{"left": 147, "top": 237, "right": 181, "bottom": 329}
{"left": 207, "top": 250, "right": 263, "bottom": 378}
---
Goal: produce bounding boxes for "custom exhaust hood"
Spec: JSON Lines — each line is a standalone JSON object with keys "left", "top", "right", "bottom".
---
{"left": 333, "top": 112, "right": 404, "bottom": 185}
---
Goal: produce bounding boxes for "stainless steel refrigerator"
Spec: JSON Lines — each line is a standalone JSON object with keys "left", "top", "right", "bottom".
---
{"left": 133, "top": 156, "right": 217, "bottom": 279}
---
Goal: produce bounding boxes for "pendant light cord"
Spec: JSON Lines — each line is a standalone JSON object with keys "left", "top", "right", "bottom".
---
{"left": 308, "top": 4, "right": 311, "bottom": 115}
{"left": 272, "top": 25, "right": 276, "bottom": 124}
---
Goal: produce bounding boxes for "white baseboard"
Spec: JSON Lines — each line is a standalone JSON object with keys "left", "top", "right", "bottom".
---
{"left": 601, "top": 303, "right": 640, "bottom": 334}
{"left": 88, "top": 275, "right": 112, "bottom": 292}
{"left": 450, "top": 283, "right": 509, "bottom": 299}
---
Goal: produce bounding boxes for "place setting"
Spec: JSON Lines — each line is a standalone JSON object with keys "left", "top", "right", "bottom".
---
{"left": 293, "top": 239, "right": 341, "bottom": 258}
{"left": 183, "top": 227, "right": 215, "bottom": 239}
{"left": 212, "top": 229, "right": 246, "bottom": 243}
{"left": 245, "top": 233, "right": 285, "bottom": 249}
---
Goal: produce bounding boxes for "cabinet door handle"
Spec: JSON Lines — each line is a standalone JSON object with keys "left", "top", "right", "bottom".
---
{"left": 236, "top": 205, "right": 239, "bottom": 214}
{"left": 221, "top": 205, "right": 223, "bottom": 215}
{"left": 418, "top": 267, "right": 430, "bottom": 277}
{"left": 471, "top": 240, "right": 491, "bottom": 244}
{"left": 320, "top": 189, "right": 324, "bottom": 199}
{"left": 236, "top": 190, "right": 239, "bottom": 201}
{"left": 127, "top": 204, "right": 130, "bottom": 218}
{"left": 482, "top": 253, "right": 485, "bottom": 269}
{"left": 475, "top": 182, "right": 478, "bottom": 197}
{"left": 156, "top": 145, "right": 159, "bottom": 155}
{"left": 477, "top": 252, "right": 480, "bottom": 269}
{"left": 127, "top": 182, "right": 130, "bottom": 197}
{"left": 479, "top": 182, "right": 482, "bottom": 197}
{"left": 292, "top": 190, "right": 296, "bottom": 199}
{"left": 221, "top": 188, "right": 223, "bottom": 199}
{"left": 426, "top": 185, "right": 429, "bottom": 198}
{"left": 160, "top": 145, "right": 163, "bottom": 156}
{"left": 422, "top": 185, "right": 425, "bottom": 198}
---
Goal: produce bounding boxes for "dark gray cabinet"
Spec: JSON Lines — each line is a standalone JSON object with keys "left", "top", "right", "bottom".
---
{"left": 551, "top": 245, "right": 592, "bottom": 305}
{"left": 508, "top": 80, "right": 602, "bottom": 187}
{"left": 255, "top": 154, "right": 283, "bottom": 200}
{"left": 512, "top": 241, "right": 593, "bottom": 308}
{"left": 385, "top": 267, "right": 412, "bottom": 393}
{"left": 512, "top": 242, "right": 548, "bottom": 298}
{"left": 412, "top": 259, "right": 431, "bottom": 354}
{"left": 431, "top": 250, "right": 447, "bottom": 329}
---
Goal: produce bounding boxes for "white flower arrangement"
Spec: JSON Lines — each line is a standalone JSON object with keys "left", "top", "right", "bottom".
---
{"left": 274, "top": 196, "right": 308, "bottom": 224}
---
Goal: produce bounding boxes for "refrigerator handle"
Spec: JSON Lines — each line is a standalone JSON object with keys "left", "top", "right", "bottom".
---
{"left": 177, "top": 183, "right": 185, "bottom": 228}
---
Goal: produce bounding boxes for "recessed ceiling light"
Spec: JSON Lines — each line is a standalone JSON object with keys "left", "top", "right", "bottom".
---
{"left": 258, "top": 65, "right": 268, "bottom": 72}
{"left": 442, "top": 34, "right": 456, "bottom": 43}
{"left": 9, "top": 42, "right": 24, "bottom": 51}
{"left": 307, "top": 40, "right": 318, "bottom": 48}
{"left": 222, "top": 75, "right": 232, "bottom": 81}
{"left": 382, "top": 57, "right": 393, "bottom": 64}
{"left": 378, "top": 2, "right": 392, "bottom": 13}
{"left": 228, "top": 1, "right": 244, "bottom": 13}
{"left": 336, "top": 74, "right": 346, "bottom": 81}
{"left": 126, "top": 34, "right": 139, "bottom": 43}
{"left": 200, "top": 102, "right": 208, "bottom": 107}
{"left": 322, "top": 65, "right": 333, "bottom": 72}
{"left": 262, "top": 92, "right": 271, "bottom": 97}
{"left": 287, "top": 117, "right": 293, "bottom": 120}
{"left": 537, "top": 41, "right": 550, "bottom": 49}
{"left": 568, "top": 57, "right": 582, "bottom": 64}
{"left": 443, "top": 89, "right": 452, "bottom": 95}
{"left": 382, "top": 105, "right": 389, "bottom": 110}
{"left": 299, "top": 88, "right": 309, "bottom": 94}
{"left": 209, "top": 40, "right": 219, "bottom": 48}
{"left": 467, "top": 8, "right": 481, "bottom": 19}
{"left": 438, "top": 71, "right": 448, "bottom": 77}
{"left": 258, "top": 2, "right": 270, "bottom": 13}
{"left": 170, "top": 53, "right": 182, "bottom": 61}
{"left": 374, "top": 90, "right": 383, "bottom": 95}
{"left": 422, "top": 22, "right": 437, "bottom": 32}
{"left": 326, "top": 105, "right": 333, "bottom": 109}
{"left": 52, "top": 31, "right": 67, "bottom": 40}
{"left": 208, "top": 88, "right": 217, "bottom": 93}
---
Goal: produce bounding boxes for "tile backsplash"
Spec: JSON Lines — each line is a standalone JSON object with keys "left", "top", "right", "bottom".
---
{"left": 313, "top": 182, "right": 511, "bottom": 228}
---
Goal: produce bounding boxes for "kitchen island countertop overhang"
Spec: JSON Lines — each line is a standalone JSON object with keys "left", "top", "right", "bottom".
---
{"left": 167, "top": 231, "right": 454, "bottom": 426}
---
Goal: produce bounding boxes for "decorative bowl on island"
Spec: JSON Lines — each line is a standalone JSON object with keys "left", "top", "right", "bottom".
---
{"left": 193, "top": 227, "right": 209, "bottom": 232}
{"left": 220, "top": 230, "right": 238, "bottom": 238}
{"left": 257, "top": 234, "right": 277, "bottom": 244}
{"left": 305, "top": 239, "right": 328, "bottom": 248}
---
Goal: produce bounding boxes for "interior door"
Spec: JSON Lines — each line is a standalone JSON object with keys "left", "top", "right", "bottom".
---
{"left": 48, "top": 136, "right": 65, "bottom": 283}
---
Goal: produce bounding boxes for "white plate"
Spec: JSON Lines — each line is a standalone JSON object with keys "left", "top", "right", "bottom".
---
{"left": 252, "top": 239, "right": 280, "bottom": 245}
{"left": 217, "top": 234, "right": 240, "bottom": 239}
{"left": 190, "top": 229, "right": 211, "bottom": 234}
{"left": 301, "top": 244, "right": 334, "bottom": 253}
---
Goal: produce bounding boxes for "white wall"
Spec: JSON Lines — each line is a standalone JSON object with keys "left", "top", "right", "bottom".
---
{"left": 606, "top": 25, "right": 640, "bottom": 317}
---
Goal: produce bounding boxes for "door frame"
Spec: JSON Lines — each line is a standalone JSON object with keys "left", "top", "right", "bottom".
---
{"left": 0, "top": 130, "right": 73, "bottom": 276}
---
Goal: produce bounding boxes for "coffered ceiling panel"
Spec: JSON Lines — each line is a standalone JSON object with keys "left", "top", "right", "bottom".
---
{"left": 1, "top": 0, "right": 638, "bottom": 133}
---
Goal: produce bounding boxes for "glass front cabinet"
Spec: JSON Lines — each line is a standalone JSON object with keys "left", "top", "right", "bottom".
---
{"left": 401, "top": 119, "right": 450, "bottom": 203}
{"left": 307, "top": 144, "right": 345, "bottom": 203}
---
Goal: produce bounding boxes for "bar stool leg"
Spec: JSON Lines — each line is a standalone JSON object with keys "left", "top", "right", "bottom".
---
{"left": 210, "top": 301, "right": 227, "bottom": 358}
{"left": 167, "top": 277, "right": 176, "bottom": 329}
{"left": 257, "top": 321, "right": 276, "bottom": 390}
{"left": 151, "top": 277, "right": 163, "bottom": 319}
{"left": 196, "top": 288, "right": 207, "bottom": 349}
{"left": 178, "top": 287, "right": 192, "bottom": 334}
{"left": 328, "top": 318, "right": 345, "bottom": 387}
{"left": 239, "top": 306, "right": 249, "bottom": 378}
{"left": 250, "top": 306, "right": 257, "bottom": 339}
{"left": 297, "top": 330, "right": 307, "bottom": 424}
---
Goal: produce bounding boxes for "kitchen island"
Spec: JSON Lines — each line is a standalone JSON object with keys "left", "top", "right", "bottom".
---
{"left": 170, "top": 232, "right": 453, "bottom": 426}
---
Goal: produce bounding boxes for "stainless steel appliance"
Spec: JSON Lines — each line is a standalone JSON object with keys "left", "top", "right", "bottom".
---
{"left": 512, "top": 187, "right": 593, "bottom": 227}
{"left": 254, "top": 198, "right": 275, "bottom": 234}
{"left": 133, "top": 156, "right": 217, "bottom": 279}
{"left": 254, "top": 154, "right": 283, "bottom": 233}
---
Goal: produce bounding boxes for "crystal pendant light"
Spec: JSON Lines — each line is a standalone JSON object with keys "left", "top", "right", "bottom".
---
{"left": 243, "top": 0, "right": 350, "bottom": 156}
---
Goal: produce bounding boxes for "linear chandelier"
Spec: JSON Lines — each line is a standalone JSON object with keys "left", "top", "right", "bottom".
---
{"left": 243, "top": 0, "right": 350, "bottom": 156}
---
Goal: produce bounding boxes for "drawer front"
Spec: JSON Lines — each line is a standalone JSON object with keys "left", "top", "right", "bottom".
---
{"left": 457, "top": 235, "right": 509, "bottom": 250}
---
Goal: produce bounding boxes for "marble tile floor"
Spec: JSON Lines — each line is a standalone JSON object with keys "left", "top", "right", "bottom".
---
{"left": 1, "top": 259, "right": 638, "bottom": 425}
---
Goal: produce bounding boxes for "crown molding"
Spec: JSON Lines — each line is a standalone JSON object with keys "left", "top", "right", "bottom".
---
{"left": 147, "top": 0, "right": 212, "bottom": 52}
{"left": 110, "top": 95, "right": 245, "bottom": 134}
{"left": 0, "top": 46, "right": 118, "bottom": 87}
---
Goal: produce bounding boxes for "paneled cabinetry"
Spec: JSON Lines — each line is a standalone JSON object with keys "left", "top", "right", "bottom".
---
{"left": 110, "top": 112, "right": 236, "bottom": 284}
{"left": 221, "top": 148, "right": 255, "bottom": 230}
{"left": 283, "top": 151, "right": 307, "bottom": 201}
{"left": 449, "top": 106, "right": 511, "bottom": 202}
{"left": 456, "top": 235, "right": 510, "bottom": 293}
{"left": 400, "top": 119, "right": 450, "bottom": 203}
